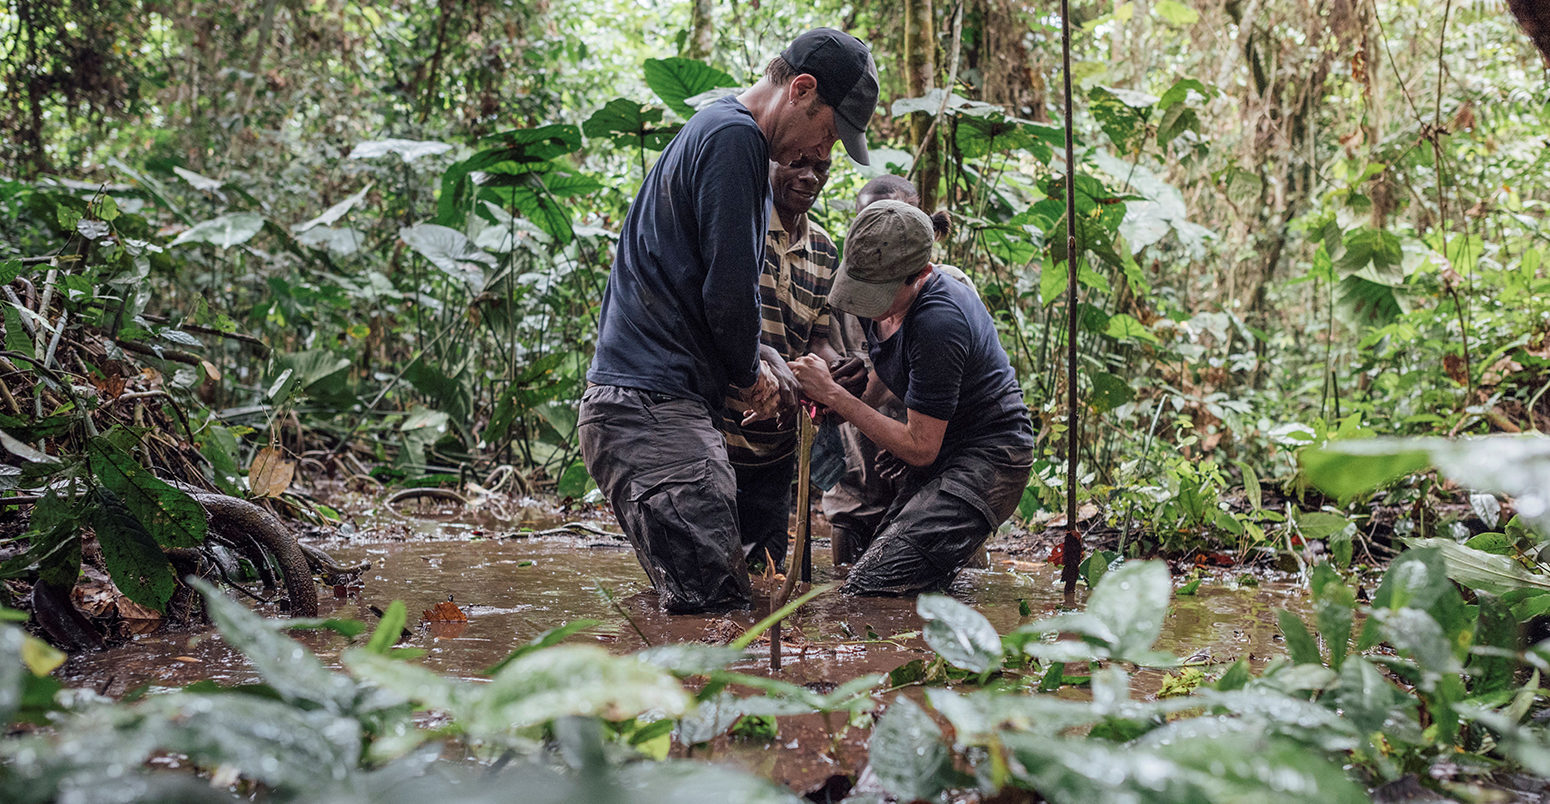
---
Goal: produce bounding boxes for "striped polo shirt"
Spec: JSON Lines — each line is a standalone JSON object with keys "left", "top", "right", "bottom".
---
{"left": 720, "top": 212, "right": 838, "bottom": 465}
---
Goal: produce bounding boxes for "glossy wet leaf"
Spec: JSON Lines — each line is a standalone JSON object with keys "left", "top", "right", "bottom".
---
{"left": 87, "top": 487, "right": 177, "bottom": 612}
{"left": 918, "top": 594, "right": 1002, "bottom": 673}
{"left": 1086, "top": 560, "right": 1175, "bottom": 664}
{"left": 1404, "top": 536, "right": 1550, "bottom": 595}
{"left": 469, "top": 645, "right": 691, "bottom": 736}
{"left": 486, "top": 618, "right": 605, "bottom": 674}
{"left": 193, "top": 578, "right": 359, "bottom": 714}
{"left": 87, "top": 434, "right": 206, "bottom": 548}
{"left": 1277, "top": 610, "right": 1323, "bottom": 666}
{"left": 868, "top": 698, "right": 955, "bottom": 803}
{"left": 1331, "top": 657, "right": 1414, "bottom": 734}
{"left": 147, "top": 692, "right": 364, "bottom": 791}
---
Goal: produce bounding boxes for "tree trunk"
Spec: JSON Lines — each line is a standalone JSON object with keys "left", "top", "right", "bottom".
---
{"left": 684, "top": 0, "right": 715, "bottom": 61}
{"left": 906, "top": 0, "right": 942, "bottom": 208}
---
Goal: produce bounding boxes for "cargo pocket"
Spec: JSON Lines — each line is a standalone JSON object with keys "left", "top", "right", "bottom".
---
{"left": 938, "top": 477, "right": 998, "bottom": 529}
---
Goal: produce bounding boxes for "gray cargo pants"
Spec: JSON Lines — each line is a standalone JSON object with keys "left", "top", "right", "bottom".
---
{"left": 578, "top": 385, "right": 753, "bottom": 613}
{"left": 842, "top": 439, "right": 1032, "bottom": 596}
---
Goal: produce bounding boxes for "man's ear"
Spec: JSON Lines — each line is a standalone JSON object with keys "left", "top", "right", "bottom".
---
{"left": 786, "top": 74, "right": 820, "bottom": 104}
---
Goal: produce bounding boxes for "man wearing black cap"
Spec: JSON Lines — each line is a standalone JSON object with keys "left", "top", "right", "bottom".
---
{"left": 579, "top": 29, "right": 879, "bottom": 614}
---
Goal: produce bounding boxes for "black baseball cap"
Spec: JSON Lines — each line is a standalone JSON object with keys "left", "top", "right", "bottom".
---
{"left": 780, "top": 28, "right": 879, "bottom": 166}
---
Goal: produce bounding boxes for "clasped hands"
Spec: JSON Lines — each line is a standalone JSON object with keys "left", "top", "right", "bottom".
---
{"left": 740, "top": 351, "right": 867, "bottom": 425}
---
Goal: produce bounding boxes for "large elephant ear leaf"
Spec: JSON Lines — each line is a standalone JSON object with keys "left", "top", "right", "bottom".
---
{"left": 583, "top": 98, "right": 681, "bottom": 152}
{"left": 399, "top": 223, "right": 496, "bottom": 288}
{"left": 644, "top": 57, "right": 739, "bottom": 119}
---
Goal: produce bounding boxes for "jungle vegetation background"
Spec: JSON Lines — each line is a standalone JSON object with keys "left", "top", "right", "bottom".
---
{"left": 1, "top": 0, "right": 1548, "bottom": 556}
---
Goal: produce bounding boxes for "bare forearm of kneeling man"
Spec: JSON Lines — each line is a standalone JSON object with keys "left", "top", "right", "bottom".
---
{"left": 789, "top": 354, "right": 945, "bottom": 467}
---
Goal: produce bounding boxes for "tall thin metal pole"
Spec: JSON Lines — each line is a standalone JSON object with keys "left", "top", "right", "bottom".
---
{"left": 1060, "top": 0, "right": 1083, "bottom": 598}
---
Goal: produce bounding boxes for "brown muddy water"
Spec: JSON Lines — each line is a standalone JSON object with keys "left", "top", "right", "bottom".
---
{"left": 61, "top": 510, "right": 1310, "bottom": 793}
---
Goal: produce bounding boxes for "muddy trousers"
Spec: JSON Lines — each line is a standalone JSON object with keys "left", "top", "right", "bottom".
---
{"left": 578, "top": 385, "right": 753, "bottom": 613}
{"left": 734, "top": 454, "right": 795, "bottom": 571}
{"left": 842, "top": 440, "right": 1032, "bottom": 596}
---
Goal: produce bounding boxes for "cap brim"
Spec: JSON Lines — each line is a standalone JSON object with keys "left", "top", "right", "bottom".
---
{"left": 838, "top": 121, "right": 871, "bottom": 166}
{"left": 828, "top": 259, "right": 898, "bottom": 318}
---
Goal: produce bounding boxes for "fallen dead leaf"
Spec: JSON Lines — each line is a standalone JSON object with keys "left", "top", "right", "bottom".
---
{"left": 249, "top": 446, "right": 295, "bottom": 498}
{"left": 421, "top": 599, "right": 467, "bottom": 623}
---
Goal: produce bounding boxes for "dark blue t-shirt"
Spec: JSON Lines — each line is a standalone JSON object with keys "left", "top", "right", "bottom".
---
{"left": 588, "top": 96, "right": 770, "bottom": 405}
{"left": 864, "top": 274, "right": 1034, "bottom": 460}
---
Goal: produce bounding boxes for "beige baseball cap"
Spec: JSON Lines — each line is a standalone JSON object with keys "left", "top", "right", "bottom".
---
{"left": 828, "top": 200, "right": 934, "bottom": 318}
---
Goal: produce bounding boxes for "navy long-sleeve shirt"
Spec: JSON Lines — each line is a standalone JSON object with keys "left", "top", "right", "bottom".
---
{"left": 587, "top": 96, "right": 769, "bottom": 405}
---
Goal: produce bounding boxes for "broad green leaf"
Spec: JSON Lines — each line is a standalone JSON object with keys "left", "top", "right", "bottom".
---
{"left": 1298, "top": 444, "right": 1429, "bottom": 501}
{"left": 1089, "top": 86, "right": 1152, "bottom": 153}
{"left": 468, "top": 645, "right": 691, "bottom": 737}
{"left": 1376, "top": 606, "right": 1460, "bottom": 674}
{"left": 1403, "top": 537, "right": 1550, "bottom": 595}
{"left": 1277, "top": 610, "right": 1323, "bottom": 666}
{"left": 87, "top": 435, "right": 207, "bottom": 548}
{"left": 1153, "top": 0, "right": 1200, "bottom": 25}
{"left": 890, "top": 89, "right": 1003, "bottom": 118}
{"left": 145, "top": 693, "right": 364, "bottom": 793}
{"left": 172, "top": 165, "right": 223, "bottom": 192}
{"left": 1310, "top": 564, "right": 1354, "bottom": 669}
{"left": 1294, "top": 511, "right": 1351, "bottom": 541}
{"left": 192, "top": 577, "right": 359, "bottom": 713}
{"left": 1087, "top": 560, "right": 1173, "bottom": 663}
{"left": 868, "top": 698, "right": 954, "bottom": 803}
{"left": 399, "top": 223, "right": 495, "bottom": 288}
{"left": 1041, "top": 258, "right": 1069, "bottom": 306}
{"left": 582, "top": 98, "right": 680, "bottom": 152}
{"left": 4, "top": 304, "right": 35, "bottom": 359}
{"left": 365, "top": 600, "right": 407, "bottom": 655}
{"left": 86, "top": 487, "right": 177, "bottom": 612}
{"left": 1465, "top": 531, "right": 1512, "bottom": 555}
{"left": 643, "top": 57, "right": 738, "bottom": 119}
{"left": 1103, "top": 313, "right": 1158, "bottom": 344}
{"left": 485, "top": 618, "right": 604, "bottom": 674}
{"left": 348, "top": 138, "right": 453, "bottom": 162}
{"left": 1088, "top": 371, "right": 1133, "bottom": 413}
{"left": 918, "top": 594, "right": 1002, "bottom": 673}
{"left": 169, "top": 212, "right": 265, "bottom": 249}
{"left": 1469, "top": 593, "right": 1518, "bottom": 696}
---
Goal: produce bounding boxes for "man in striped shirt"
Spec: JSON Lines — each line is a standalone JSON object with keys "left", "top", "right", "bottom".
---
{"left": 720, "top": 155, "right": 862, "bottom": 571}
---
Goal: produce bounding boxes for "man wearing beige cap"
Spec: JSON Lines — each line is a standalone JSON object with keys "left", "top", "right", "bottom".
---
{"left": 580, "top": 29, "right": 879, "bottom": 613}
{"left": 790, "top": 201, "right": 1033, "bottom": 595}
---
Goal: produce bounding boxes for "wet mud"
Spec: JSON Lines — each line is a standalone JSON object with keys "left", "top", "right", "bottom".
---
{"left": 61, "top": 508, "right": 1310, "bottom": 794}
